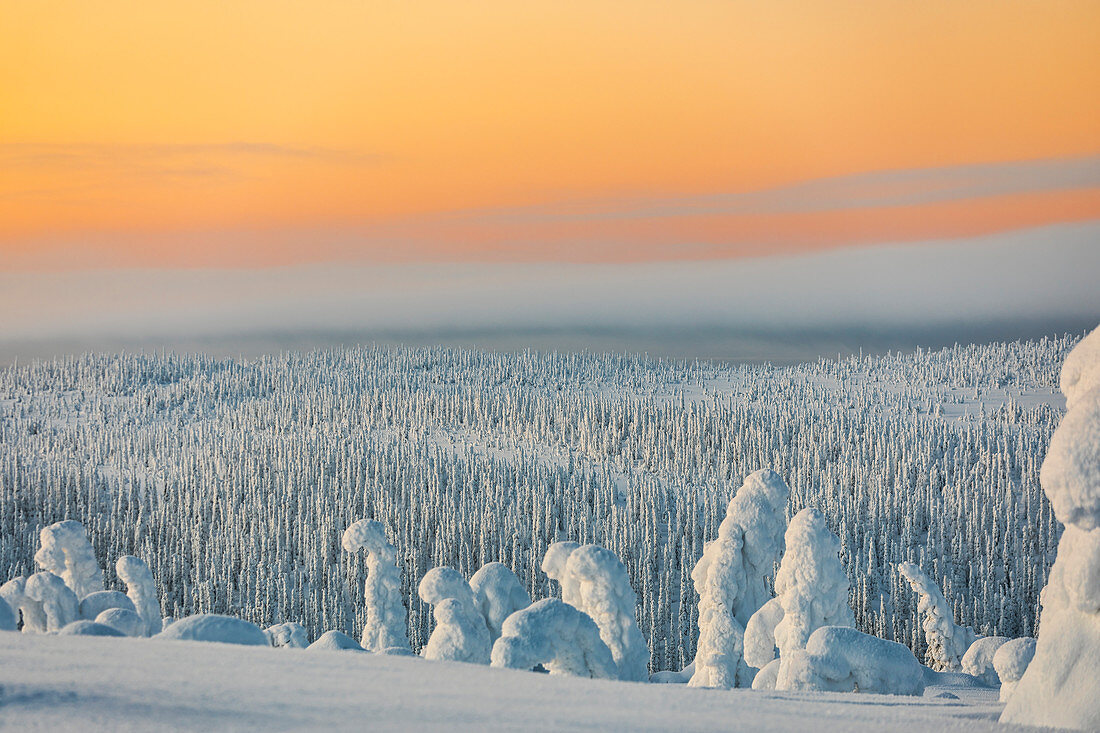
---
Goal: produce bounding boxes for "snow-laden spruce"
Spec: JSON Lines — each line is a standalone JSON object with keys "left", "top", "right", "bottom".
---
{"left": 491, "top": 597, "right": 618, "bottom": 679}
{"left": 25, "top": 571, "right": 79, "bottom": 632}
{"left": 897, "top": 562, "right": 976, "bottom": 672}
{"left": 265, "top": 622, "right": 309, "bottom": 648}
{"left": 993, "top": 637, "right": 1036, "bottom": 702}
{"left": 341, "top": 520, "right": 410, "bottom": 653}
{"left": 116, "top": 556, "right": 162, "bottom": 636}
{"left": 541, "top": 541, "right": 583, "bottom": 608}
{"left": 0, "top": 577, "right": 45, "bottom": 633}
{"left": 469, "top": 562, "right": 531, "bottom": 643}
{"left": 156, "top": 614, "right": 270, "bottom": 646}
{"left": 418, "top": 567, "right": 491, "bottom": 664}
{"left": 563, "top": 544, "right": 650, "bottom": 681}
{"left": 773, "top": 507, "right": 854, "bottom": 691}
{"left": 777, "top": 626, "right": 924, "bottom": 696}
{"left": 743, "top": 597, "right": 784, "bottom": 674}
{"left": 1002, "top": 324, "right": 1100, "bottom": 730}
{"left": 34, "top": 520, "right": 103, "bottom": 600}
{"left": 688, "top": 469, "right": 789, "bottom": 689}
{"left": 960, "top": 636, "right": 1009, "bottom": 687}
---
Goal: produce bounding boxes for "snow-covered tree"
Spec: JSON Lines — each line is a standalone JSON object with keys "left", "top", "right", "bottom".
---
{"left": 689, "top": 469, "right": 790, "bottom": 689}
{"left": 79, "top": 590, "right": 136, "bottom": 621}
{"left": 469, "top": 562, "right": 531, "bottom": 643}
{"left": 960, "top": 636, "right": 1009, "bottom": 687}
{"left": 341, "top": 520, "right": 410, "bottom": 653}
{"left": 743, "top": 596, "right": 784, "bottom": 671}
{"left": 491, "top": 598, "right": 617, "bottom": 679}
{"left": 774, "top": 507, "right": 854, "bottom": 690}
{"left": 265, "top": 622, "right": 309, "bottom": 648}
{"left": 541, "top": 541, "right": 582, "bottom": 607}
{"left": 994, "top": 637, "right": 1036, "bottom": 702}
{"left": 777, "top": 626, "right": 924, "bottom": 696}
{"left": 0, "top": 577, "right": 45, "bottom": 633}
{"left": 24, "top": 571, "right": 79, "bottom": 632}
{"left": 418, "top": 567, "right": 491, "bottom": 664}
{"left": 34, "top": 520, "right": 102, "bottom": 599}
{"left": 116, "top": 556, "right": 161, "bottom": 636}
{"left": 897, "top": 561, "right": 976, "bottom": 671}
{"left": 96, "top": 608, "right": 146, "bottom": 637}
{"left": 1002, "top": 325, "right": 1100, "bottom": 730}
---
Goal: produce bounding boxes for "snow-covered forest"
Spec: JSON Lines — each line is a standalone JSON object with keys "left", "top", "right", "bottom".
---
{"left": 0, "top": 335, "right": 1074, "bottom": 671}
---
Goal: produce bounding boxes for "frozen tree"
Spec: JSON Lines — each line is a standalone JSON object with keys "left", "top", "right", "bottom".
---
{"left": 776, "top": 626, "right": 924, "bottom": 696}
{"left": 265, "top": 622, "right": 309, "bottom": 648}
{"left": 308, "top": 630, "right": 364, "bottom": 652}
{"left": 96, "top": 608, "right": 146, "bottom": 637}
{"left": 116, "top": 556, "right": 162, "bottom": 637}
{"left": 25, "top": 571, "right": 79, "bottom": 632}
{"left": 156, "top": 614, "right": 270, "bottom": 646}
{"left": 80, "top": 590, "right": 136, "bottom": 621}
{"left": 34, "top": 520, "right": 103, "bottom": 599}
{"left": 994, "top": 637, "right": 1036, "bottom": 702}
{"left": 469, "top": 562, "right": 531, "bottom": 642}
{"left": 0, "top": 577, "right": 46, "bottom": 633}
{"left": 774, "top": 508, "right": 854, "bottom": 690}
{"left": 491, "top": 598, "right": 618, "bottom": 679}
{"left": 743, "top": 597, "right": 784, "bottom": 671}
{"left": 1003, "top": 325, "right": 1100, "bottom": 730}
{"left": 418, "top": 567, "right": 491, "bottom": 664}
{"left": 541, "top": 541, "right": 582, "bottom": 607}
{"left": 897, "top": 562, "right": 977, "bottom": 672}
{"left": 689, "top": 469, "right": 790, "bottom": 689}
{"left": 960, "top": 636, "right": 1009, "bottom": 687}
{"left": 565, "top": 545, "right": 650, "bottom": 681}
{"left": 0, "top": 597, "right": 16, "bottom": 631}
{"left": 342, "top": 520, "right": 410, "bottom": 653}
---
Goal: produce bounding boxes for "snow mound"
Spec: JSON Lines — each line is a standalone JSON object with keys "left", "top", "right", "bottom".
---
{"left": 34, "top": 520, "right": 103, "bottom": 599}
{"left": 265, "top": 622, "right": 309, "bottom": 648}
{"left": 342, "top": 519, "right": 410, "bottom": 653}
{"left": 744, "top": 596, "right": 784, "bottom": 670}
{"left": 752, "top": 658, "right": 781, "bottom": 690}
{"left": 96, "top": 608, "right": 146, "bottom": 637}
{"left": 993, "top": 637, "right": 1036, "bottom": 702}
{"left": 0, "top": 596, "right": 16, "bottom": 631}
{"left": 469, "top": 562, "right": 531, "bottom": 643}
{"left": 777, "top": 626, "right": 925, "bottom": 696}
{"left": 0, "top": 577, "right": 46, "bottom": 633}
{"left": 25, "top": 571, "right": 79, "bottom": 632}
{"left": 689, "top": 468, "right": 790, "bottom": 689}
{"left": 897, "top": 562, "right": 976, "bottom": 672}
{"left": 419, "top": 567, "right": 491, "bottom": 664}
{"left": 59, "top": 620, "right": 126, "bottom": 637}
{"left": 116, "top": 556, "right": 162, "bottom": 636}
{"left": 307, "top": 630, "right": 364, "bottom": 652}
{"left": 774, "top": 507, "right": 854, "bottom": 688}
{"left": 80, "top": 590, "right": 136, "bottom": 621}
{"left": 491, "top": 598, "right": 617, "bottom": 679}
{"left": 155, "top": 614, "right": 269, "bottom": 646}
{"left": 960, "top": 636, "right": 1009, "bottom": 687}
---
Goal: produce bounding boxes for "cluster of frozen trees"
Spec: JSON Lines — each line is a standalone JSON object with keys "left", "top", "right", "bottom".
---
{"left": 0, "top": 335, "right": 1074, "bottom": 669}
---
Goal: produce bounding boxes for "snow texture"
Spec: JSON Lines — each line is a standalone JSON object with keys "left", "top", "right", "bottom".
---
{"left": 688, "top": 468, "right": 790, "bottom": 689}
{"left": 24, "top": 571, "right": 79, "bottom": 632}
{"left": 776, "top": 626, "right": 925, "bottom": 696}
{"left": 307, "top": 630, "right": 365, "bottom": 652}
{"left": 744, "top": 596, "right": 784, "bottom": 670}
{"left": 1002, "top": 323, "right": 1100, "bottom": 730}
{"left": 0, "top": 576, "right": 46, "bottom": 633}
{"left": 0, "top": 596, "right": 16, "bottom": 631}
{"left": 79, "top": 590, "right": 136, "bottom": 621}
{"left": 115, "top": 555, "right": 162, "bottom": 637}
{"left": 960, "top": 636, "right": 1009, "bottom": 687}
{"left": 341, "top": 519, "right": 410, "bottom": 653}
{"left": 156, "top": 614, "right": 270, "bottom": 646}
{"left": 897, "top": 561, "right": 977, "bottom": 671}
{"left": 265, "top": 622, "right": 309, "bottom": 649}
{"left": 993, "top": 637, "right": 1036, "bottom": 702}
{"left": 490, "top": 597, "right": 618, "bottom": 679}
{"left": 564, "top": 544, "right": 650, "bottom": 681}
{"left": 58, "top": 620, "right": 126, "bottom": 637}
{"left": 774, "top": 507, "right": 854, "bottom": 689}
{"left": 469, "top": 562, "right": 532, "bottom": 643}
{"left": 751, "top": 658, "right": 781, "bottom": 691}
{"left": 418, "top": 567, "right": 491, "bottom": 664}
{"left": 33, "top": 520, "right": 103, "bottom": 599}
{"left": 541, "top": 541, "right": 582, "bottom": 608}
{"left": 96, "top": 608, "right": 147, "bottom": 637}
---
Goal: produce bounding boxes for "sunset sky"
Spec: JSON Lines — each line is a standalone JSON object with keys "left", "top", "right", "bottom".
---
{"left": 1, "top": 2, "right": 1098, "bottom": 357}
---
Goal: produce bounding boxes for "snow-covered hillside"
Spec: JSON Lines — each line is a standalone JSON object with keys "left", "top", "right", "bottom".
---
{"left": 0, "top": 632, "right": 1011, "bottom": 732}
{"left": 0, "top": 335, "right": 1075, "bottom": 669}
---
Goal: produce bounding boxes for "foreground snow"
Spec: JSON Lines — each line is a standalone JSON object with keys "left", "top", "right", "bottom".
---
{"left": 0, "top": 633, "right": 1013, "bottom": 732}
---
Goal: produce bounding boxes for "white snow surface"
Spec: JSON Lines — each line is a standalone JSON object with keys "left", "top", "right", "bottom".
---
{"left": 0, "top": 631, "right": 1019, "bottom": 732}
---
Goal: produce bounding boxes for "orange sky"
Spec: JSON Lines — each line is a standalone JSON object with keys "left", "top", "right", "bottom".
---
{"left": 2, "top": 0, "right": 1099, "bottom": 268}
